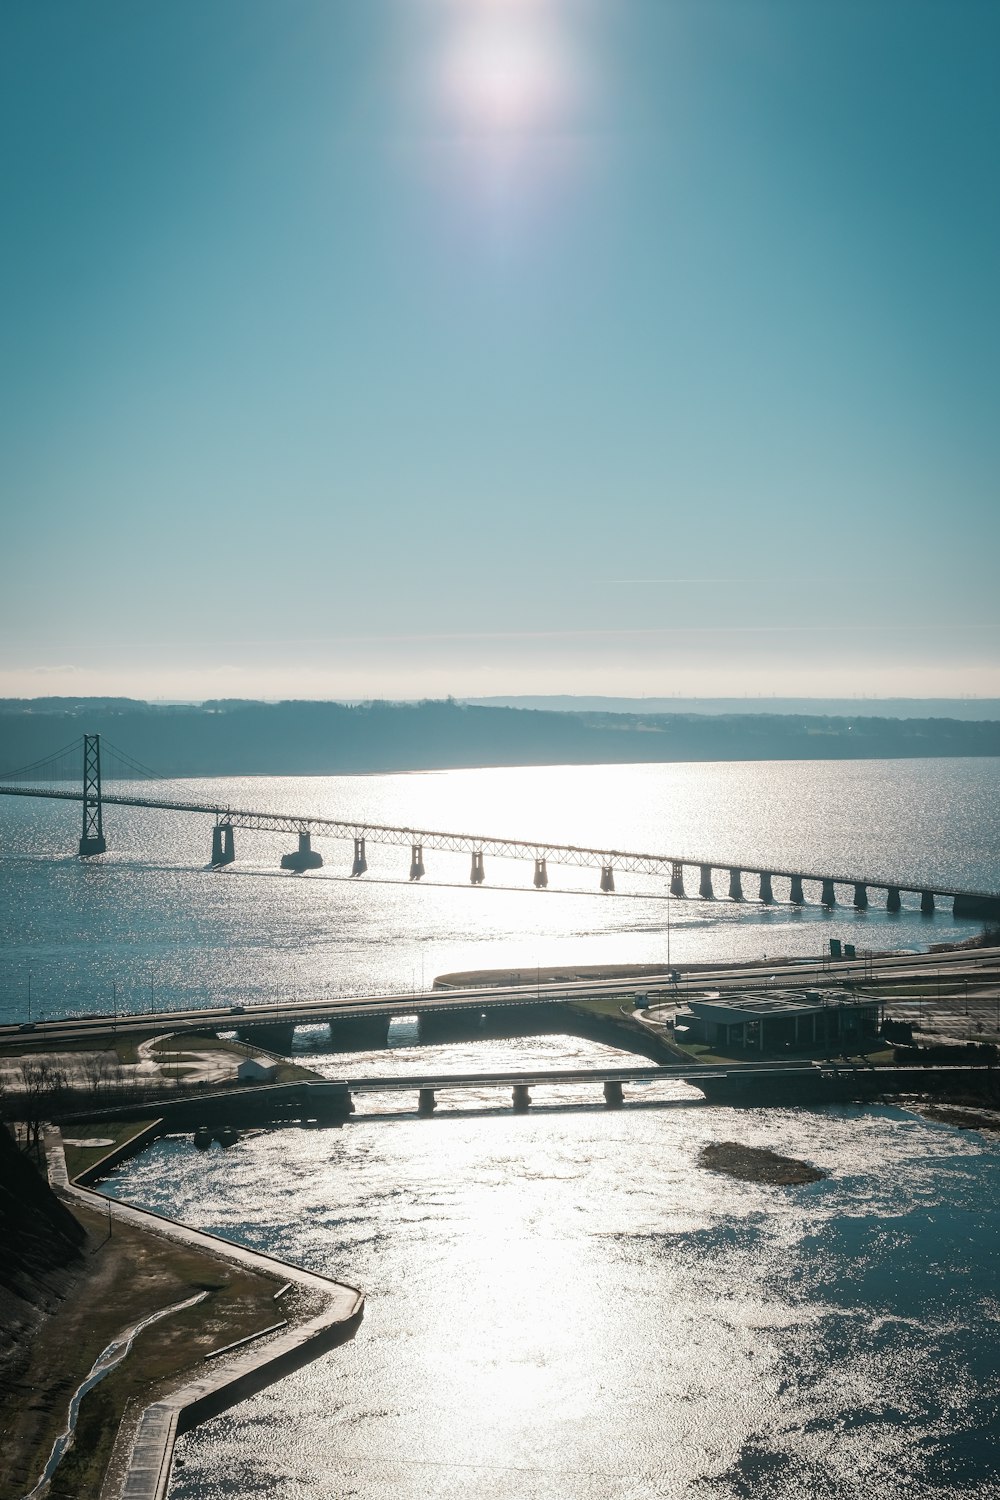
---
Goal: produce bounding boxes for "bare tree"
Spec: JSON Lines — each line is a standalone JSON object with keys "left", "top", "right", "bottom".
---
{"left": 16, "top": 1057, "right": 67, "bottom": 1157}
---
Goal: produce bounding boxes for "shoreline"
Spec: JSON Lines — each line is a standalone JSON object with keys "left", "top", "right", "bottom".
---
{"left": 38, "top": 1131, "right": 363, "bottom": 1500}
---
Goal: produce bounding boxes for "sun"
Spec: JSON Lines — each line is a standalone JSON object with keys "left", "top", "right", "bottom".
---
{"left": 439, "top": 0, "right": 575, "bottom": 137}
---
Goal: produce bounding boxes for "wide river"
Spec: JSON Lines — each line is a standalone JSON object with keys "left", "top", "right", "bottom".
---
{"left": 2, "top": 757, "right": 999, "bottom": 1016}
{"left": 3, "top": 758, "right": 998, "bottom": 1496}
{"left": 109, "top": 1063, "right": 999, "bottom": 1500}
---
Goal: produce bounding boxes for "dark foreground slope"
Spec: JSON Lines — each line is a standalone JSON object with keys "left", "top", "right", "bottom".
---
{"left": 1, "top": 699, "right": 999, "bottom": 776}
{"left": 0, "top": 1127, "right": 85, "bottom": 1377}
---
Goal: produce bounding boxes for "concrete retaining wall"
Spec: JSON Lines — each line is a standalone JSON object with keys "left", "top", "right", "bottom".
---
{"left": 44, "top": 1133, "right": 363, "bottom": 1500}
{"left": 73, "top": 1120, "right": 165, "bottom": 1186}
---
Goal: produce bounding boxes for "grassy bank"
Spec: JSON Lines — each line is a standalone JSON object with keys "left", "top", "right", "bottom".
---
{"left": 61, "top": 1117, "right": 159, "bottom": 1183}
{"left": 2, "top": 1194, "right": 299, "bottom": 1499}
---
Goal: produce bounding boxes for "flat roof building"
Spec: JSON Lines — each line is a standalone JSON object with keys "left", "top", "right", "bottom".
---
{"left": 237, "top": 1056, "right": 279, "bottom": 1083}
{"left": 672, "top": 988, "right": 882, "bottom": 1054}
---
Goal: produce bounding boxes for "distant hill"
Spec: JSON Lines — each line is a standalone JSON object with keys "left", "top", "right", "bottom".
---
{"left": 1, "top": 699, "right": 999, "bottom": 777}
{"left": 467, "top": 695, "right": 1000, "bottom": 721}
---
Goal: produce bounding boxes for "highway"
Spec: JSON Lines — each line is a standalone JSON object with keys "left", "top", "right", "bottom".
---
{"left": 2, "top": 945, "right": 997, "bottom": 1051}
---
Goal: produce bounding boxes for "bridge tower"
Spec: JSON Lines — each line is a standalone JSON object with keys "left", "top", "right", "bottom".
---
{"left": 78, "top": 734, "right": 107, "bottom": 856}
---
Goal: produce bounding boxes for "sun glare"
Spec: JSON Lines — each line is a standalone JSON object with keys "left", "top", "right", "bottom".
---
{"left": 438, "top": 0, "right": 578, "bottom": 137}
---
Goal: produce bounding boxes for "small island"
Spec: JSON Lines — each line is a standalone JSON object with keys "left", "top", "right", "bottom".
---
{"left": 699, "top": 1141, "right": 827, "bottom": 1186}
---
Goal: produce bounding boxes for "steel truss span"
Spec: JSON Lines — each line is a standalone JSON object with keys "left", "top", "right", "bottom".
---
{"left": 0, "top": 781, "right": 997, "bottom": 903}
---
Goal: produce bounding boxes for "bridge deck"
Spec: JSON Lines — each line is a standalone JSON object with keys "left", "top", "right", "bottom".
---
{"left": 1, "top": 782, "right": 997, "bottom": 899}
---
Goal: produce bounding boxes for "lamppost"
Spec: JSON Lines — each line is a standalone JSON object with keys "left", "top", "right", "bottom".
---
{"left": 27, "top": 970, "right": 32, "bottom": 1025}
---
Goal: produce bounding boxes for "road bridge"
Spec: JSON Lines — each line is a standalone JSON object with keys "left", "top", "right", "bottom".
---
{"left": 1, "top": 734, "right": 998, "bottom": 921}
{"left": 58, "top": 1061, "right": 998, "bottom": 1136}
{"left": 3, "top": 946, "right": 998, "bottom": 1056}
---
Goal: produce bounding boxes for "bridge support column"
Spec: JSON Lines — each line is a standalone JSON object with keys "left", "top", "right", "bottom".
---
{"left": 728, "top": 868, "right": 744, "bottom": 901}
{"left": 281, "top": 832, "right": 322, "bottom": 871}
{"left": 603, "top": 1080, "right": 624, "bottom": 1108}
{"left": 418, "top": 1087, "right": 437, "bottom": 1116}
{"left": 78, "top": 733, "right": 107, "bottom": 856}
{"left": 920, "top": 890, "right": 935, "bottom": 915}
{"left": 419, "top": 1008, "right": 486, "bottom": 1043}
{"left": 533, "top": 857, "right": 548, "bottom": 889}
{"left": 853, "top": 883, "right": 868, "bottom": 910}
{"left": 600, "top": 865, "right": 615, "bottom": 893}
{"left": 471, "top": 850, "right": 485, "bottom": 884}
{"left": 670, "top": 861, "right": 686, "bottom": 898}
{"left": 699, "top": 865, "right": 714, "bottom": 899}
{"left": 329, "top": 1015, "right": 390, "bottom": 1051}
{"left": 351, "top": 837, "right": 367, "bottom": 876}
{"left": 789, "top": 875, "right": 805, "bottom": 905}
{"left": 821, "top": 879, "right": 837, "bottom": 907}
{"left": 237, "top": 1024, "right": 295, "bottom": 1053}
{"left": 759, "top": 871, "right": 775, "bottom": 904}
{"left": 211, "top": 823, "right": 235, "bottom": 866}
{"left": 953, "top": 893, "right": 1000, "bottom": 919}
{"left": 410, "top": 844, "right": 425, "bottom": 880}
{"left": 512, "top": 1084, "right": 531, "bottom": 1112}
{"left": 886, "top": 886, "right": 902, "bottom": 912}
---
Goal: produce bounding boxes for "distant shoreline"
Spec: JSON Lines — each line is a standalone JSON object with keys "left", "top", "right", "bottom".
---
{"left": 2, "top": 698, "right": 999, "bottom": 779}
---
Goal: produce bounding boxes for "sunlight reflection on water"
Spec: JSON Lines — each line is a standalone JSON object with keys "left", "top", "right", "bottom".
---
{"left": 2, "top": 759, "right": 998, "bottom": 1020}
{"left": 105, "top": 1084, "right": 1000, "bottom": 1500}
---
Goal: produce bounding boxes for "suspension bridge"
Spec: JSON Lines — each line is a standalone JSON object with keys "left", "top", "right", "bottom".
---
{"left": 0, "top": 734, "right": 998, "bottom": 919}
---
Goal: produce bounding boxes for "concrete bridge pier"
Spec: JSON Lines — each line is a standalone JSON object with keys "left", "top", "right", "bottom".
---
{"left": 728, "top": 868, "right": 744, "bottom": 900}
{"left": 953, "top": 893, "right": 1000, "bottom": 919}
{"left": 821, "top": 879, "right": 837, "bottom": 907}
{"left": 328, "top": 1014, "right": 391, "bottom": 1051}
{"left": 758, "top": 871, "right": 775, "bottom": 904}
{"left": 603, "top": 1080, "right": 624, "bottom": 1108}
{"left": 533, "top": 858, "right": 548, "bottom": 889}
{"left": 886, "top": 886, "right": 902, "bottom": 912}
{"left": 789, "top": 875, "right": 805, "bottom": 905}
{"left": 313, "top": 1085, "right": 354, "bottom": 1122}
{"left": 600, "top": 865, "right": 615, "bottom": 893}
{"left": 670, "top": 861, "right": 686, "bottom": 898}
{"left": 512, "top": 1084, "right": 532, "bottom": 1112}
{"left": 237, "top": 1023, "right": 295, "bottom": 1053}
{"left": 699, "top": 865, "right": 714, "bottom": 899}
{"left": 418, "top": 1087, "right": 437, "bottom": 1116}
{"left": 351, "top": 838, "right": 367, "bottom": 876}
{"left": 419, "top": 1008, "right": 486, "bottom": 1043}
{"left": 853, "top": 883, "right": 868, "bottom": 910}
{"left": 921, "top": 890, "right": 935, "bottom": 915}
{"left": 471, "top": 850, "right": 485, "bottom": 884}
{"left": 211, "top": 823, "right": 236, "bottom": 867}
{"left": 280, "top": 832, "right": 323, "bottom": 871}
{"left": 410, "top": 844, "right": 425, "bottom": 880}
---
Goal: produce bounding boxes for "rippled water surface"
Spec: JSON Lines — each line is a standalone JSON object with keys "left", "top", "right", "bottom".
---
{"left": 9, "top": 756, "right": 995, "bottom": 1495}
{"left": 107, "top": 1084, "right": 1000, "bottom": 1500}
{"left": 2, "top": 758, "right": 998, "bottom": 1018}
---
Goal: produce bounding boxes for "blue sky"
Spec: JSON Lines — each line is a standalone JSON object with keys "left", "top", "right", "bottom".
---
{"left": 2, "top": 0, "right": 998, "bottom": 700}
